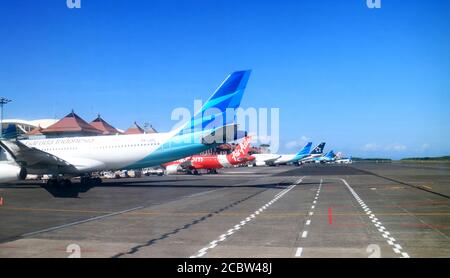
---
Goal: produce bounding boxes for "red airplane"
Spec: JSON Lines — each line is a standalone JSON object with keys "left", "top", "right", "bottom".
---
{"left": 163, "top": 136, "right": 254, "bottom": 175}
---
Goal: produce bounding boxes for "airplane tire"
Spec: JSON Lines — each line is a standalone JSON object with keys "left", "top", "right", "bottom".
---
{"left": 94, "top": 177, "right": 102, "bottom": 185}
{"left": 47, "top": 179, "right": 57, "bottom": 187}
{"left": 80, "top": 177, "right": 89, "bottom": 185}
{"left": 61, "top": 179, "right": 72, "bottom": 187}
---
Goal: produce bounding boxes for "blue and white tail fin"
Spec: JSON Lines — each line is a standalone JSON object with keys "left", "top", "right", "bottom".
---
{"left": 325, "top": 150, "right": 335, "bottom": 159}
{"left": 175, "top": 70, "right": 251, "bottom": 135}
{"left": 295, "top": 142, "right": 313, "bottom": 158}
{"left": 310, "top": 142, "right": 326, "bottom": 155}
{"left": 1, "top": 124, "right": 18, "bottom": 140}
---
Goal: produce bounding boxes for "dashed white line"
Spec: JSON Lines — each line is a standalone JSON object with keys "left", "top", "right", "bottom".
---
{"left": 295, "top": 247, "right": 303, "bottom": 257}
{"left": 301, "top": 231, "right": 308, "bottom": 238}
{"left": 190, "top": 177, "right": 305, "bottom": 258}
{"left": 294, "top": 178, "right": 322, "bottom": 258}
{"left": 341, "top": 179, "right": 410, "bottom": 258}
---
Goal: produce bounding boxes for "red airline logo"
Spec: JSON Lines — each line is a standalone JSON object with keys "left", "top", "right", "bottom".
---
{"left": 163, "top": 136, "right": 253, "bottom": 171}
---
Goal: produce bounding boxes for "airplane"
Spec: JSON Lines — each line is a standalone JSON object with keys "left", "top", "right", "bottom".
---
{"left": 335, "top": 155, "right": 353, "bottom": 164}
{"left": 251, "top": 153, "right": 282, "bottom": 167}
{"left": 312, "top": 150, "right": 336, "bottom": 164}
{"left": 297, "top": 142, "right": 326, "bottom": 164}
{"left": 163, "top": 136, "right": 254, "bottom": 175}
{"left": 0, "top": 70, "right": 252, "bottom": 186}
{"left": 252, "top": 142, "right": 313, "bottom": 166}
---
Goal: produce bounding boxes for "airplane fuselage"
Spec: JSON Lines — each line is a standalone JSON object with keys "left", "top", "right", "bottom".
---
{"left": 20, "top": 130, "right": 213, "bottom": 175}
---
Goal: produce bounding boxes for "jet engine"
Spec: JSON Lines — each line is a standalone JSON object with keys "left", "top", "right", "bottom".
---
{"left": 254, "top": 161, "right": 268, "bottom": 167}
{"left": 0, "top": 164, "right": 27, "bottom": 183}
{"left": 165, "top": 165, "right": 180, "bottom": 175}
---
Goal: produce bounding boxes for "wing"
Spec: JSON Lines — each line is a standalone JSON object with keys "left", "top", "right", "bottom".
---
{"left": 264, "top": 158, "right": 279, "bottom": 164}
{"left": 0, "top": 139, "right": 74, "bottom": 169}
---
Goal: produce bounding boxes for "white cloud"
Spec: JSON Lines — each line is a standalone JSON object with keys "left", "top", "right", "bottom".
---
{"left": 254, "top": 134, "right": 272, "bottom": 143}
{"left": 362, "top": 143, "right": 379, "bottom": 152}
{"left": 419, "top": 143, "right": 430, "bottom": 152}
{"left": 285, "top": 136, "right": 310, "bottom": 149}
{"left": 385, "top": 143, "right": 407, "bottom": 152}
{"left": 362, "top": 143, "right": 407, "bottom": 152}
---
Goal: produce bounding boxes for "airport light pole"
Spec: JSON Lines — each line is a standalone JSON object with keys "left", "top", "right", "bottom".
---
{"left": 0, "top": 97, "right": 12, "bottom": 136}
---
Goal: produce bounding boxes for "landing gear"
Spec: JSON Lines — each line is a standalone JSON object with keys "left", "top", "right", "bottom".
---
{"left": 190, "top": 169, "right": 200, "bottom": 175}
{"left": 207, "top": 169, "right": 218, "bottom": 174}
{"left": 80, "top": 176, "right": 102, "bottom": 186}
{"left": 46, "top": 178, "right": 72, "bottom": 187}
{"left": 46, "top": 179, "right": 57, "bottom": 187}
{"left": 61, "top": 179, "right": 72, "bottom": 187}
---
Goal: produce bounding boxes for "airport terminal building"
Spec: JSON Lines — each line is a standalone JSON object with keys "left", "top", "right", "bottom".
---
{"left": 3, "top": 111, "right": 261, "bottom": 156}
{"left": 3, "top": 111, "right": 155, "bottom": 139}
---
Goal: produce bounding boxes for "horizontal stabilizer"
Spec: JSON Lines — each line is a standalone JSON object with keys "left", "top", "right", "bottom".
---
{"left": 201, "top": 124, "right": 246, "bottom": 145}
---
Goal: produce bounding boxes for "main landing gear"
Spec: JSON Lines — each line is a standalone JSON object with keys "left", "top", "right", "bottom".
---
{"left": 46, "top": 176, "right": 102, "bottom": 187}
{"left": 188, "top": 169, "right": 200, "bottom": 175}
{"left": 207, "top": 169, "right": 218, "bottom": 174}
{"left": 80, "top": 176, "right": 102, "bottom": 186}
{"left": 46, "top": 178, "right": 72, "bottom": 187}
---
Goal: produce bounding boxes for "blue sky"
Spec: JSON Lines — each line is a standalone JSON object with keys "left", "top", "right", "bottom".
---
{"left": 1, "top": 0, "right": 449, "bottom": 159}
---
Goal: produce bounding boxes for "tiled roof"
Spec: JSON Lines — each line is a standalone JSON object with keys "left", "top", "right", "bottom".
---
{"left": 42, "top": 111, "right": 102, "bottom": 134}
{"left": 124, "top": 122, "right": 145, "bottom": 135}
{"left": 90, "top": 115, "right": 120, "bottom": 135}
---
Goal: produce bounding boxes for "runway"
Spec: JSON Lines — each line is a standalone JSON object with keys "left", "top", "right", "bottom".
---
{"left": 0, "top": 163, "right": 449, "bottom": 258}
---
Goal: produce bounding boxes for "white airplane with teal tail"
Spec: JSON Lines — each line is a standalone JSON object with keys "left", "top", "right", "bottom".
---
{"left": 252, "top": 142, "right": 313, "bottom": 166}
{"left": 0, "top": 70, "right": 251, "bottom": 186}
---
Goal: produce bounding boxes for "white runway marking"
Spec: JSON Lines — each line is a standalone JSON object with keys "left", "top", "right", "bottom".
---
{"left": 301, "top": 231, "right": 308, "bottom": 238}
{"left": 22, "top": 206, "right": 145, "bottom": 237}
{"left": 341, "top": 179, "right": 410, "bottom": 258}
{"left": 295, "top": 247, "right": 303, "bottom": 257}
{"left": 190, "top": 177, "right": 305, "bottom": 258}
{"left": 294, "top": 178, "right": 323, "bottom": 258}
{"left": 185, "top": 189, "right": 221, "bottom": 199}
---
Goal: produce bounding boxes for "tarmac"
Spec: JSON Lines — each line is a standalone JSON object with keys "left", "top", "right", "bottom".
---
{"left": 0, "top": 162, "right": 449, "bottom": 258}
